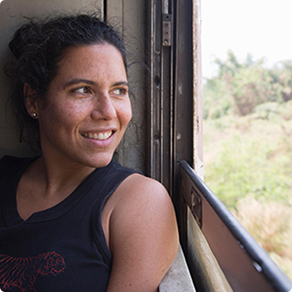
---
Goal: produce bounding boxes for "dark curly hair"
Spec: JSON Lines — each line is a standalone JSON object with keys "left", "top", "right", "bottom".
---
{"left": 6, "top": 13, "right": 127, "bottom": 149}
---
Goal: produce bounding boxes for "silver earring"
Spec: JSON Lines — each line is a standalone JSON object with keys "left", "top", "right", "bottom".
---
{"left": 31, "top": 112, "right": 37, "bottom": 118}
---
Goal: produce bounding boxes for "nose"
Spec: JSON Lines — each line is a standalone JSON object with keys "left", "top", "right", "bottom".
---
{"left": 91, "top": 93, "right": 117, "bottom": 121}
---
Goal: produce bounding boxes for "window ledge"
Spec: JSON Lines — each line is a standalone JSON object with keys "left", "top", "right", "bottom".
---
{"left": 159, "top": 245, "right": 196, "bottom": 291}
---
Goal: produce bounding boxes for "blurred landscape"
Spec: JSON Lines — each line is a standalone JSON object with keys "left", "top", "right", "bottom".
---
{"left": 203, "top": 51, "right": 292, "bottom": 280}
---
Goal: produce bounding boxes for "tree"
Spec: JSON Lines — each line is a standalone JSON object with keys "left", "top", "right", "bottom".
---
{"left": 203, "top": 51, "right": 291, "bottom": 118}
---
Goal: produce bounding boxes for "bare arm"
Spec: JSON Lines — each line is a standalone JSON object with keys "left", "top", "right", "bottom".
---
{"left": 106, "top": 174, "right": 179, "bottom": 292}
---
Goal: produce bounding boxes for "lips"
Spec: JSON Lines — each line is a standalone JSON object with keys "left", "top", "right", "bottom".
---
{"left": 81, "top": 131, "right": 113, "bottom": 140}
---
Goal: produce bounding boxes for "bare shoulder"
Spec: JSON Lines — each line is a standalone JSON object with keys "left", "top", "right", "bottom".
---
{"left": 114, "top": 173, "right": 173, "bottom": 209}
{"left": 106, "top": 173, "right": 179, "bottom": 292}
{"left": 109, "top": 173, "right": 178, "bottom": 249}
{"left": 110, "top": 174, "right": 178, "bottom": 241}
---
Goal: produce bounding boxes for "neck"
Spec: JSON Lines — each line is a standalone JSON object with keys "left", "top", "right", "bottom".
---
{"left": 16, "top": 154, "right": 96, "bottom": 221}
{"left": 30, "top": 155, "right": 95, "bottom": 196}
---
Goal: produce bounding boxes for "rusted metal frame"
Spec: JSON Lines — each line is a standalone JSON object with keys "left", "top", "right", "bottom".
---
{"left": 173, "top": 0, "right": 194, "bottom": 166}
{"left": 161, "top": 0, "right": 174, "bottom": 195}
{"left": 172, "top": 0, "right": 194, "bottom": 250}
{"left": 148, "top": 0, "right": 195, "bottom": 196}
{"left": 149, "top": 0, "right": 174, "bottom": 195}
{"left": 149, "top": 0, "right": 155, "bottom": 179}
{"left": 148, "top": 0, "right": 196, "bottom": 271}
{"left": 180, "top": 161, "right": 292, "bottom": 292}
{"left": 149, "top": 0, "right": 161, "bottom": 181}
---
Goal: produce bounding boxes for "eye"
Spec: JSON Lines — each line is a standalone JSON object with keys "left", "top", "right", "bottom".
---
{"left": 111, "top": 88, "right": 128, "bottom": 96}
{"left": 73, "top": 87, "right": 91, "bottom": 94}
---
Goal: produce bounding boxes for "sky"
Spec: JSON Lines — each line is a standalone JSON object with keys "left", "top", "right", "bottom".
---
{"left": 202, "top": 0, "right": 292, "bottom": 78}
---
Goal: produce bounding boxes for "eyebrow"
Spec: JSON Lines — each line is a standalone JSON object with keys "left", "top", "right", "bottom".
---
{"left": 64, "top": 79, "right": 129, "bottom": 88}
{"left": 64, "top": 79, "right": 97, "bottom": 88}
{"left": 112, "top": 81, "right": 129, "bottom": 87}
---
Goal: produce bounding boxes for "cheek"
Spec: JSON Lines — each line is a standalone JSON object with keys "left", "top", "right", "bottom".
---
{"left": 39, "top": 101, "right": 85, "bottom": 133}
{"left": 120, "top": 102, "right": 132, "bottom": 127}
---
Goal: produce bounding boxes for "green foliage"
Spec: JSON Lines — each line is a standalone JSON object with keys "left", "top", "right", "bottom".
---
{"left": 203, "top": 78, "right": 233, "bottom": 119}
{"left": 203, "top": 51, "right": 292, "bottom": 119}
{"left": 254, "top": 100, "right": 292, "bottom": 121}
{"left": 270, "top": 60, "right": 292, "bottom": 102}
{"left": 205, "top": 128, "right": 292, "bottom": 208}
{"left": 203, "top": 51, "right": 292, "bottom": 280}
{"left": 232, "top": 196, "right": 292, "bottom": 281}
{"left": 204, "top": 115, "right": 292, "bottom": 281}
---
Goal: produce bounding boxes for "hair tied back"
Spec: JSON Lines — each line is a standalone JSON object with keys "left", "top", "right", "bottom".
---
{"left": 9, "top": 20, "right": 37, "bottom": 60}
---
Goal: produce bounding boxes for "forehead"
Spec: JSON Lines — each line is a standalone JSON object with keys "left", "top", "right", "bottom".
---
{"left": 55, "top": 44, "right": 127, "bottom": 81}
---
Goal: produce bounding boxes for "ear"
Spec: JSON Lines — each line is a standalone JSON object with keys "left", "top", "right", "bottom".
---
{"left": 24, "top": 83, "right": 40, "bottom": 117}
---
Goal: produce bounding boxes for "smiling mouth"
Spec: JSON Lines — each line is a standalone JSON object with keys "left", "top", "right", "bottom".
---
{"left": 81, "top": 131, "right": 113, "bottom": 140}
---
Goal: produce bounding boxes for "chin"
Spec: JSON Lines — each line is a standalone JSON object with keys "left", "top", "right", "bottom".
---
{"left": 82, "top": 154, "right": 114, "bottom": 169}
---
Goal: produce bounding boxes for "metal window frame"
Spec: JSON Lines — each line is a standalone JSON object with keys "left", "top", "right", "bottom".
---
{"left": 148, "top": 0, "right": 194, "bottom": 196}
{"left": 180, "top": 161, "right": 292, "bottom": 292}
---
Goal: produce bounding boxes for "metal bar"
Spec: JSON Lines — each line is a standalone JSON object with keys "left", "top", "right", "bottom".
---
{"left": 187, "top": 207, "right": 233, "bottom": 292}
{"left": 149, "top": 0, "right": 162, "bottom": 181}
{"left": 180, "top": 160, "right": 292, "bottom": 292}
{"left": 149, "top": 0, "right": 173, "bottom": 192}
{"left": 173, "top": 0, "right": 194, "bottom": 234}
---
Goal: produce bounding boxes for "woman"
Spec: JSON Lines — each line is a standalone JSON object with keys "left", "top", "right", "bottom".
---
{"left": 0, "top": 14, "right": 178, "bottom": 291}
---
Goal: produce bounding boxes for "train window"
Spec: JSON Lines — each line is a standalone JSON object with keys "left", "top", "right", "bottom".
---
{"left": 202, "top": 0, "right": 292, "bottom": 284}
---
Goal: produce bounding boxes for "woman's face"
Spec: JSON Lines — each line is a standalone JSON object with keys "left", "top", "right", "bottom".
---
{"left": 36, "top": 44, "right": 132, "bottom": 168}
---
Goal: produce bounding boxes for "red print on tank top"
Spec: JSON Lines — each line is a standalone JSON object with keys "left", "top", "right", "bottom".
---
{"left": 0, "top": 251, "right": 66, "bottom": 291}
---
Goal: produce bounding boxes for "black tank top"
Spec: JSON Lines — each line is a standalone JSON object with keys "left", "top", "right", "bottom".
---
{"left": 0, "top": 156, "right": 137, "bottom": 292}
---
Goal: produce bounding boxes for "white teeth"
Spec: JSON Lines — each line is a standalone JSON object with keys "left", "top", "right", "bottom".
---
{"left": 82, "top": 131, "right": 112, "bottom": 140}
